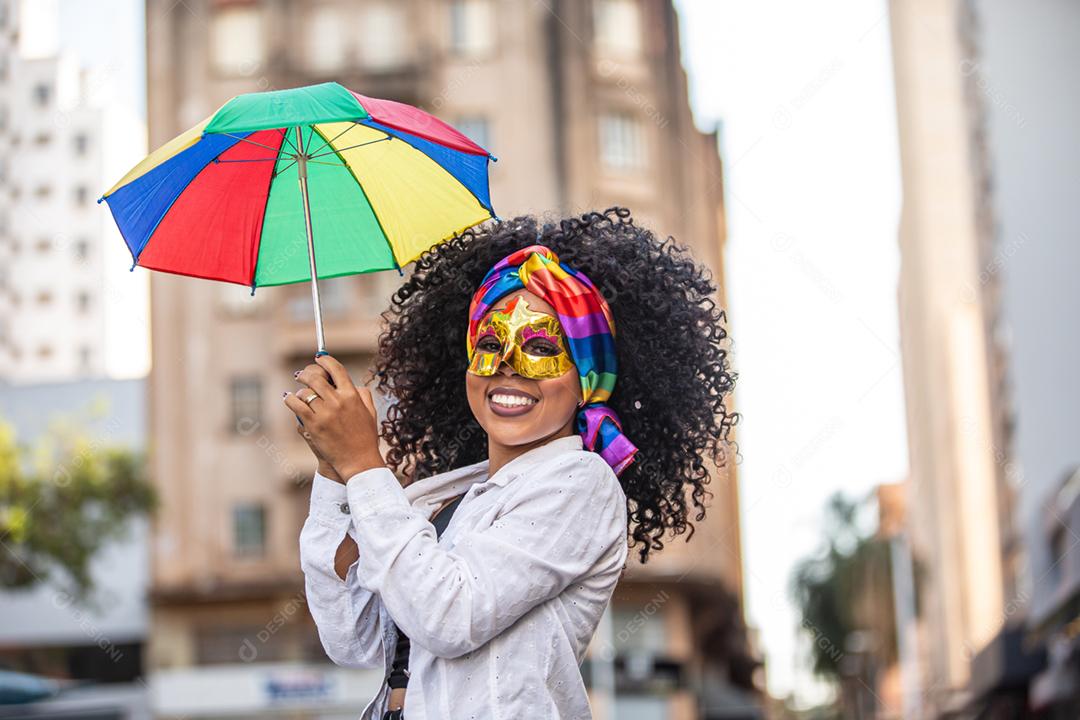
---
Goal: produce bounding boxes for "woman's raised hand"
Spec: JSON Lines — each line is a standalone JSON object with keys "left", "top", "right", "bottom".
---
{"left": 284, "top": 354, "right": 386, "bottom": 484}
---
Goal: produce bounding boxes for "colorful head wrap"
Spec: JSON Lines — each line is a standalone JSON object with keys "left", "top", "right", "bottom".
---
{"left": 466, "top": 244, "right": 638, "bottom": 476}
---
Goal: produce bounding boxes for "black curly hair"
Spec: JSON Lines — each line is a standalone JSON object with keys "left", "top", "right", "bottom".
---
{"left": 366, "top": 207, "right": 738, "bottom": 563}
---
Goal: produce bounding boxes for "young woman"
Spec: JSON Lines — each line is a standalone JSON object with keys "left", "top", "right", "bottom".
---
{"left": 287, "top": 207, "right": 737, "bottom": 719}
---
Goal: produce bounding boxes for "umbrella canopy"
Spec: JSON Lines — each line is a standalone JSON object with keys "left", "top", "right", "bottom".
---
{"left": 99, "top": 81, "right": 496, "bottom": 351}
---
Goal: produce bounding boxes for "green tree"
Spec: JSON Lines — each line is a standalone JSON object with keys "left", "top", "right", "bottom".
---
{"left": 789, "top": 492, "right": 898, "bottom": 682}
{"left": 0, "top": 418, "right": 155, "bottom": 599}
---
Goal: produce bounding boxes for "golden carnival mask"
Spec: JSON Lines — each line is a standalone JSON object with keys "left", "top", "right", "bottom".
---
{"left": 466, "top": 296, "right": 575, "bottom": 380}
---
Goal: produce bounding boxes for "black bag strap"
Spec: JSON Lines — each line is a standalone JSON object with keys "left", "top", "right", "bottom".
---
{"left": 385, "top": 492, "right": 466, "bottom": 693}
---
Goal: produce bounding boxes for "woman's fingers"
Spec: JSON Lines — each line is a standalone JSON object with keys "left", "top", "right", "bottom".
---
{"left": 314, "top": 354, "right": 352, "bottom": 393}
{"left": 295, "top": 364, "right": 337, "bottom": 404}
{"left": 283, "top": 391, "right": 317, "bottom": 423}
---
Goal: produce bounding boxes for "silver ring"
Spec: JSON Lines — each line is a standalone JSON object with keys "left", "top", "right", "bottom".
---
{"left": 301, "top": 391, "right": 320, "bottom": 405}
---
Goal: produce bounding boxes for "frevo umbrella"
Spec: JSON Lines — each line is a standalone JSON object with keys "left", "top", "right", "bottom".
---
{"left": 99, "top": 81, "right": 497, "bottom": 352}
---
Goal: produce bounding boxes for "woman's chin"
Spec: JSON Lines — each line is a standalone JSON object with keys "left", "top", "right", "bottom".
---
{"left": 484, "top": 423, "right": 544, "bottom": 448}
{"left": 483, "top": 417, "right": 574, "bottom": 450}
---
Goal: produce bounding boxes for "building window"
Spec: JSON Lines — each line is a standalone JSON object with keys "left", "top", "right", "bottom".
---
{"left": 37, "top": 344, "right": 53, "bottom": 359}
{"left": 73, "top": 132, "right": 89, "bottom": 155}
{"left": 289, "top": 277, "right": 348, "bottom": 321}
{"left": 454, "top": 116, "right": 490, "bottom": 149}
{"left": 73, "top": 238, "right": 90, "bottom": 262}
{"left": 611, "top": 603, "right": 668, "bottom": 654}
{"left": 34, "top": 237, "right": 51, "bottom": 254}
{"left": 359, "top": 2, "right": 409, "bottom": 70}
{"left": 305, "top": 4, "right": 345, "bottom": 74}
{"left": 449, "top": 0, "right": 494, "bottom": 56}
{"left": 78, "top": 345, "right": 92, "bottom": 371}
{"left": 233, "top": 503, "right": 267, "bottom": 557}
{"left": 36, "top": 290, "right": 53, "bottom": 306}
{"left": 210, "top": 6, "right": 265, "bottom": 75}
{"left": 32, "top": 82, "right": 50, "bottom": 107}
{"left": 196, "top": 625, "right": 286, "bottom": 665}
{"left": 229, "top": 376, "right": 262, "bottom": 433}
{"left": 599, "top": 112, "right": 646, "bottom": 171}
{"left": 33, "top": 184, "right": 50, "bottom": 199}
{"left": 594, "top": 0, "right": 643, "bottom": 56}
{"left": 75, "top": 290, "right": 91, "bottom": 313}
{"left": 74, "top": 185, "right": 89, "bottom": 206}
{"left": 1048, "top": 524, "right": 1067, "bottom": 587}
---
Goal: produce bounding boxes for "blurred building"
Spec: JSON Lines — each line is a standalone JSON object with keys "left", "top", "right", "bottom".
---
{"left": 889, "top": 0, "right": 1079, "bottom": 717}
{"left": 0, "top": 0, "right": 145, "bottom": 384}
{"left": 142, "top": 0, "right": 756, "bottom": 718}
{"left": 0, "top": 376, "right": 150, "bottom": 719}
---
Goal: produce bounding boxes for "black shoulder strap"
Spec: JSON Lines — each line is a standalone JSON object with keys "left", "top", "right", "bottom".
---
{"left": 386, "top": 492, "right": 467, "bottom": 693}
{"left": 430, "top": 493, "right": 466, "bottom": 539}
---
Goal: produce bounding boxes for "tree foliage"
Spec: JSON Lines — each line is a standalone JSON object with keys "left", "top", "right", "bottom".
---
{"left": 0, "top": 418, "right": 155, "bottom": 599}
{"left": 789, "top": 492, "right": 898, "bottom": 682}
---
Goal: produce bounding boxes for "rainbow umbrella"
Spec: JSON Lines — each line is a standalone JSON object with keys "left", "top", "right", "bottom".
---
{"left": 99, "top": 81, "right": 496, "bottom": 352}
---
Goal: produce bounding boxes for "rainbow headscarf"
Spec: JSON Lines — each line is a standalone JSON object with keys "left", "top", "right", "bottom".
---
{"left": 466, "top": 245, "right": 638, "bottom": 476}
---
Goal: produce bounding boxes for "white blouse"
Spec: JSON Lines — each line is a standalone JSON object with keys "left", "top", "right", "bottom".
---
{"left": 299, "top": 433, "right": 629, "bottom": 720}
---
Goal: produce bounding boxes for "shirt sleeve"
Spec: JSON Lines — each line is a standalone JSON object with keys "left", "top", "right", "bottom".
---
{"left": 298, "top": 470, "right": 385, "bottom": 668}
{"left": 344, "top": 451, "right": 628, "bottom": 659}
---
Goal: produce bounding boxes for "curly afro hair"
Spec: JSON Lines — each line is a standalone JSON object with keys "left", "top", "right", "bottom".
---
{"left": 366, "top": 207, "right": 738, "bottom": 563}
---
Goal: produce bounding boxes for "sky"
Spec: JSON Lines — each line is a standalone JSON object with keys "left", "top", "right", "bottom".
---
{"left": 32, "top": 0, "right": 910, "bottom": 706}
{"left": 674, "top": 0, "right": 909, "bottom": 705}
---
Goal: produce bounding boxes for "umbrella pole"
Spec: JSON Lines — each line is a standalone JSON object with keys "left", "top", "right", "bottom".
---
{"left": 296, "top": 125, "right": 327, "bottom": 354}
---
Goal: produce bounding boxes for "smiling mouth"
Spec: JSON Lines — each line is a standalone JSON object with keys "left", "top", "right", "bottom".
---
{"left": 488, "top": 386, "right": 539, "bottom": 416}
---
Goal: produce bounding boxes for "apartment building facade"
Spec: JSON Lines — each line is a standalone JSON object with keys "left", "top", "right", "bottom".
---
{"left": 0, "top": 0, "right": 147, "bottom": 383}
{"left": 0, "top": 3, "right": 107, "bottom": 381}
{"left": 889, "top": 0, "right": 1079, "bottom": 716}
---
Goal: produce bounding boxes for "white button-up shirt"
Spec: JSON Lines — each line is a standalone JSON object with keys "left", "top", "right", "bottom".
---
{"left": 299, "top": 434, "right": 629, "bottom": 720}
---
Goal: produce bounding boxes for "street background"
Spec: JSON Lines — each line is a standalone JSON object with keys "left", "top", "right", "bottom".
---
{"left": 0, "top": 1, "right": 1077, "bottom": 719}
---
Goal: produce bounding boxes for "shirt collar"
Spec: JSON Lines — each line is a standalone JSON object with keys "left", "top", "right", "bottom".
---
{"left": 402, "top": 433, "right": 585, "bottom": 505}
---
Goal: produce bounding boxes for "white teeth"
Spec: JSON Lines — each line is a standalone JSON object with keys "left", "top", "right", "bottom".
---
{"left": 491, "top": 393, "right": 538, "bottom": 408}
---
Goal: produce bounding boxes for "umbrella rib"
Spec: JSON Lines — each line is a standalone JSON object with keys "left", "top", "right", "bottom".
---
{"left": 309, "top": 136, "right": 391, "bottom": 159}
{"left": 214, "top": 133, "right": 280, "bottom": 152}
{"left": 273, "top": 158, "right": 298, "bottom": 178}
{"left": 305, "top": 122, "right": 358, "bottom": 158}
{"left": 213, "top": 157, "right": 281, "bottom": 164}
{"left": 277, "top": 128, "right": 300, "bottom": 156}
